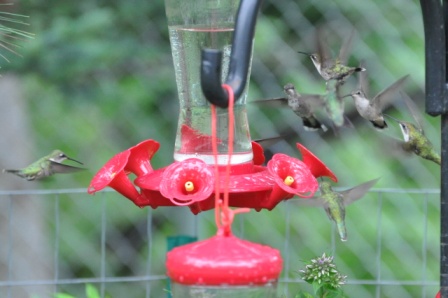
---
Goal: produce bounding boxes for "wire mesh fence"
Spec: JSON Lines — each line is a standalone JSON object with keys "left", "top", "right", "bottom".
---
{"left": 0, "top": 187, "right": 440, "bottom": 298}
{"left": 0, "top": 0, "right": 441, "bottom": 297}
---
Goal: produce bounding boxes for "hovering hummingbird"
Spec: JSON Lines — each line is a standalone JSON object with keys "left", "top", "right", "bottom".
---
{"left": 384, "top": 93, "right": 441, "bottom": 165}
{"left": 3, "top": 149, "right": 85, "bottom": 180}
{"left": 297, "top": 178, "right": 380, "bottom": 241}
{"left": 299, "top": 28, "right": 365, "bottom": 84}
{"left": 252, "top": 83, "right": 327, "bottom": 132}
{"left": 323, "top": 79, "right": 352, "bottom": 129}
{"left": 343, "top": 71, "right": 409, "bottom": 129}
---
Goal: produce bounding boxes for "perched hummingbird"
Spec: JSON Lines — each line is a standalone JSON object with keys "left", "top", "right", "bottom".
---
{"left": 343, "top": 72, "right": 409, "bottom": 129}
{"left": 252, "top": 83, "right": 327, "bottom": 132}
{"left": 3, "top": 149, "right": 85, "bottom": 180}
{"left": 299, "top": 28, "right": 365, "bottom": 84}
{"left": 384, "top": 93, "right": 441, "bottom": 165}
{"left": 297, "top": 178, "right": 380, "bottom": 241}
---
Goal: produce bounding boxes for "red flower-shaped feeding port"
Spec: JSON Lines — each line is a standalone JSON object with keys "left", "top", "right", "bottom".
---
{"left": 88, "top": 140, "right": 160, "bottom": 207}
{"left": 267, "top": 153, "right": 319, "bottom": 200}
{"left": 160, "top": 158, "right": 214, "bottom": 206}
{"left": 88, "top": 130, "right": 337, "bottom": 214}
{"left": 87, "top": 150, "right": 147, "bottom": 207}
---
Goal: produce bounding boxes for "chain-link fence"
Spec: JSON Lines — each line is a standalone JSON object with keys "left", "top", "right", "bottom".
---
{"left": 0, "top": 0, "right": 440, "bottom": 297}
{"left": 0, "top": 187, "right": 440, "bottom": 297}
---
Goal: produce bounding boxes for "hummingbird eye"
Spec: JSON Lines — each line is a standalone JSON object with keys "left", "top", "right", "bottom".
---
{"left": 399, "top": 123, "right": 407, "bottom": 132}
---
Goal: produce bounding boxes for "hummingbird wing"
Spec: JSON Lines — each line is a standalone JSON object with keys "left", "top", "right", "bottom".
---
{"left": 251, "top": 95, "right": 325, "bottom": 112}
{"left": 50, "top": 161, "right": 86, "bottom": 174}
{"left": 293, "top": 196, "right": 326, "bottom": 207}
{"left": 315, "top": 27, "right": 332, "bottom": 69}
{"left": 338, "top": 28, "right": 355, "bottom": 65}
{"left": 250, "top": 97, "right": 288, "bottom": 107}
{"left": 300, "top": 94, "right": 326, "bottom": 110}
{"left": 400, "top": 91, "right": 426, "bottom": 133}
{"left": 377, "top": 132, "right": 413, "bottom": 156}
{"left": 339, "top": 178, "right": 380, "bottom": 205}
{"left": 372, "top": 75, "right": 409, "bottom": 111}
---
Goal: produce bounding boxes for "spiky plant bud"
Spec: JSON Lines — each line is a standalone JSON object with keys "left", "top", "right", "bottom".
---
{"left": 299, "top": 253, "right": 347, "bottom": 289}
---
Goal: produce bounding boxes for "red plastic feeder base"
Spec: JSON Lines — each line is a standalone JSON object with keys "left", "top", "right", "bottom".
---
{"left": 166, "top": 232, "right": 283, "bottom": 286}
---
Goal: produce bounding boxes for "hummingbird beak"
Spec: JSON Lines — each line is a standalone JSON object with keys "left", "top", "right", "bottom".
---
{"left": 297, "top": 51, "right": 311, "bottom": 56}
{"left": 66, "top": 156, "right": 84, "bottom": 165}
{"left": 383, "top": 114, "right": 400, "bottom": 123}
{"left": 340, "top": 94, "right": 351, "bottom": 99}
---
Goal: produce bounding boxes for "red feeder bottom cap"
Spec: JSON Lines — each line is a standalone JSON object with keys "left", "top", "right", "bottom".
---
{"left": 166, "top": 234, "right": 283, "bottom": 286}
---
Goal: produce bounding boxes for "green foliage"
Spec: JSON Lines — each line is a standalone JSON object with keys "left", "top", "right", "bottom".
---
{"left": 293, "top": 292, "right": 315, "bottom": 298}
{"left": 54, "top": 294, "right": 76, "bottom": 298}
{"left": 53, "top": 284, "right": 111, "bottom": 298}
{"left": 85, "top": 284, "right": 101, "bottom": 298}
{"left": 295, "top": 253, "right": 347, "bottom": 298}
{"left": 0, "top": 4, "right": 34, "bottom": 63}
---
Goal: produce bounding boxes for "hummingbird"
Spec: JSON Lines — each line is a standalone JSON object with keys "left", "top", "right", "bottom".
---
{"left": 296, "top": 178, "right": 380, "bottom": 241}
{"left": 343, "top": 71, "right": 409, "bottom": 129}
{"left": 3, "top": 149, "right": 85, "bottom": 180}
{"left": 252, "top": 83, "right": 327, "bottom": 132}
{"left": 322, "top": 79, "right": 352, "bottom": 129}
{"left": 384, "top": 92, "right": 441, "bottom": 165}
{"left": 298, "top": 28, "right": 366, "bottom": 84}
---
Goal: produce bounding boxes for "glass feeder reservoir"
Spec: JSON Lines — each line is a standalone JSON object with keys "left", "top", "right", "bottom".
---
{"left": 165, "top": 0, "right": 253, "bottom": 165}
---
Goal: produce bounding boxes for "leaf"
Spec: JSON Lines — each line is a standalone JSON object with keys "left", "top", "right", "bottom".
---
{"left": 322, "top": 288, "right": 345, "bottom": 298}
{"left": 54, "top": 294, "right": 76, "bottom": 298}
{"left": 85, "top": 284, "right": 101, "bottom": 298}
{"left": 312, "top": 282, "right": 325, "bottom": 295}
{"left": 294, "top": 291, "right": 315, "bottom": 298}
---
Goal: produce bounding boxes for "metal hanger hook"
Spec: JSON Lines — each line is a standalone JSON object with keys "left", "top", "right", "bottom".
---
{"left": 200, "top": 0, "right": 262, "bottom": 108}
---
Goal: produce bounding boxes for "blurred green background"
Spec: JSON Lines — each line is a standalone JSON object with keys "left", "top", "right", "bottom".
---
{"left": 0, "top": 0, "right": 440, "bottom": 297}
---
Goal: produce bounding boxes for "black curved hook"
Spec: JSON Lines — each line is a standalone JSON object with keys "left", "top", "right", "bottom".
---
{"left": 201, "top": 0, "right": 262, "bottom": 108}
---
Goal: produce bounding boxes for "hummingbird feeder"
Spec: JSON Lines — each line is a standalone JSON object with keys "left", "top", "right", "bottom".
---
{"left": 87, "top": 1, "right": 337, "bottom": 211}
{"left": 88, "top": 0, "right": 337, "bottom": 296}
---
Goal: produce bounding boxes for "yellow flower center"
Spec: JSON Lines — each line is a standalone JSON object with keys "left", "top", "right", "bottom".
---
{"left": 284, "top": 176, "right": 294, "bottom": 186}
{"left": 185, "top": 181, "right": 194, "bottom": 192}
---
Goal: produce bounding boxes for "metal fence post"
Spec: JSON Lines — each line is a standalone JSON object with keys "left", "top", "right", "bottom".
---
{"left": 420, "top": 0, "right": 447, "bottom": 296}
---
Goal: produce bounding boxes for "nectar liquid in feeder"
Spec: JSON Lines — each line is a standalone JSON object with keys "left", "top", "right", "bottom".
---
{"left": 166, "top": 0, "right": 253, "bottom": 165}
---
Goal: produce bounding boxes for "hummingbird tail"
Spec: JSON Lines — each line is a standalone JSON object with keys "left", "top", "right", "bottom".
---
{"left": 2, "top": 169, "right": 28, "bottom": 179}
{"left": 355, "top": 67, "right": 366, "bottom": 72}
{"left": 302, "top": 117, "right": 327, "bottom": 132}
{"left": 427, "top": 154, "right": 441, "bottom": 166}
{"left": 371, "top": 119, "right": 388, "bottom": 130}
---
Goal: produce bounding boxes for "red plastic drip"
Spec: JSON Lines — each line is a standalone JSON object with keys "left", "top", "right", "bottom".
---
{"left": 211, "top": 85, "right": 250, "bottom": 236}
{"left": 166, "top": 86, "right": 282, "bottom": 286}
